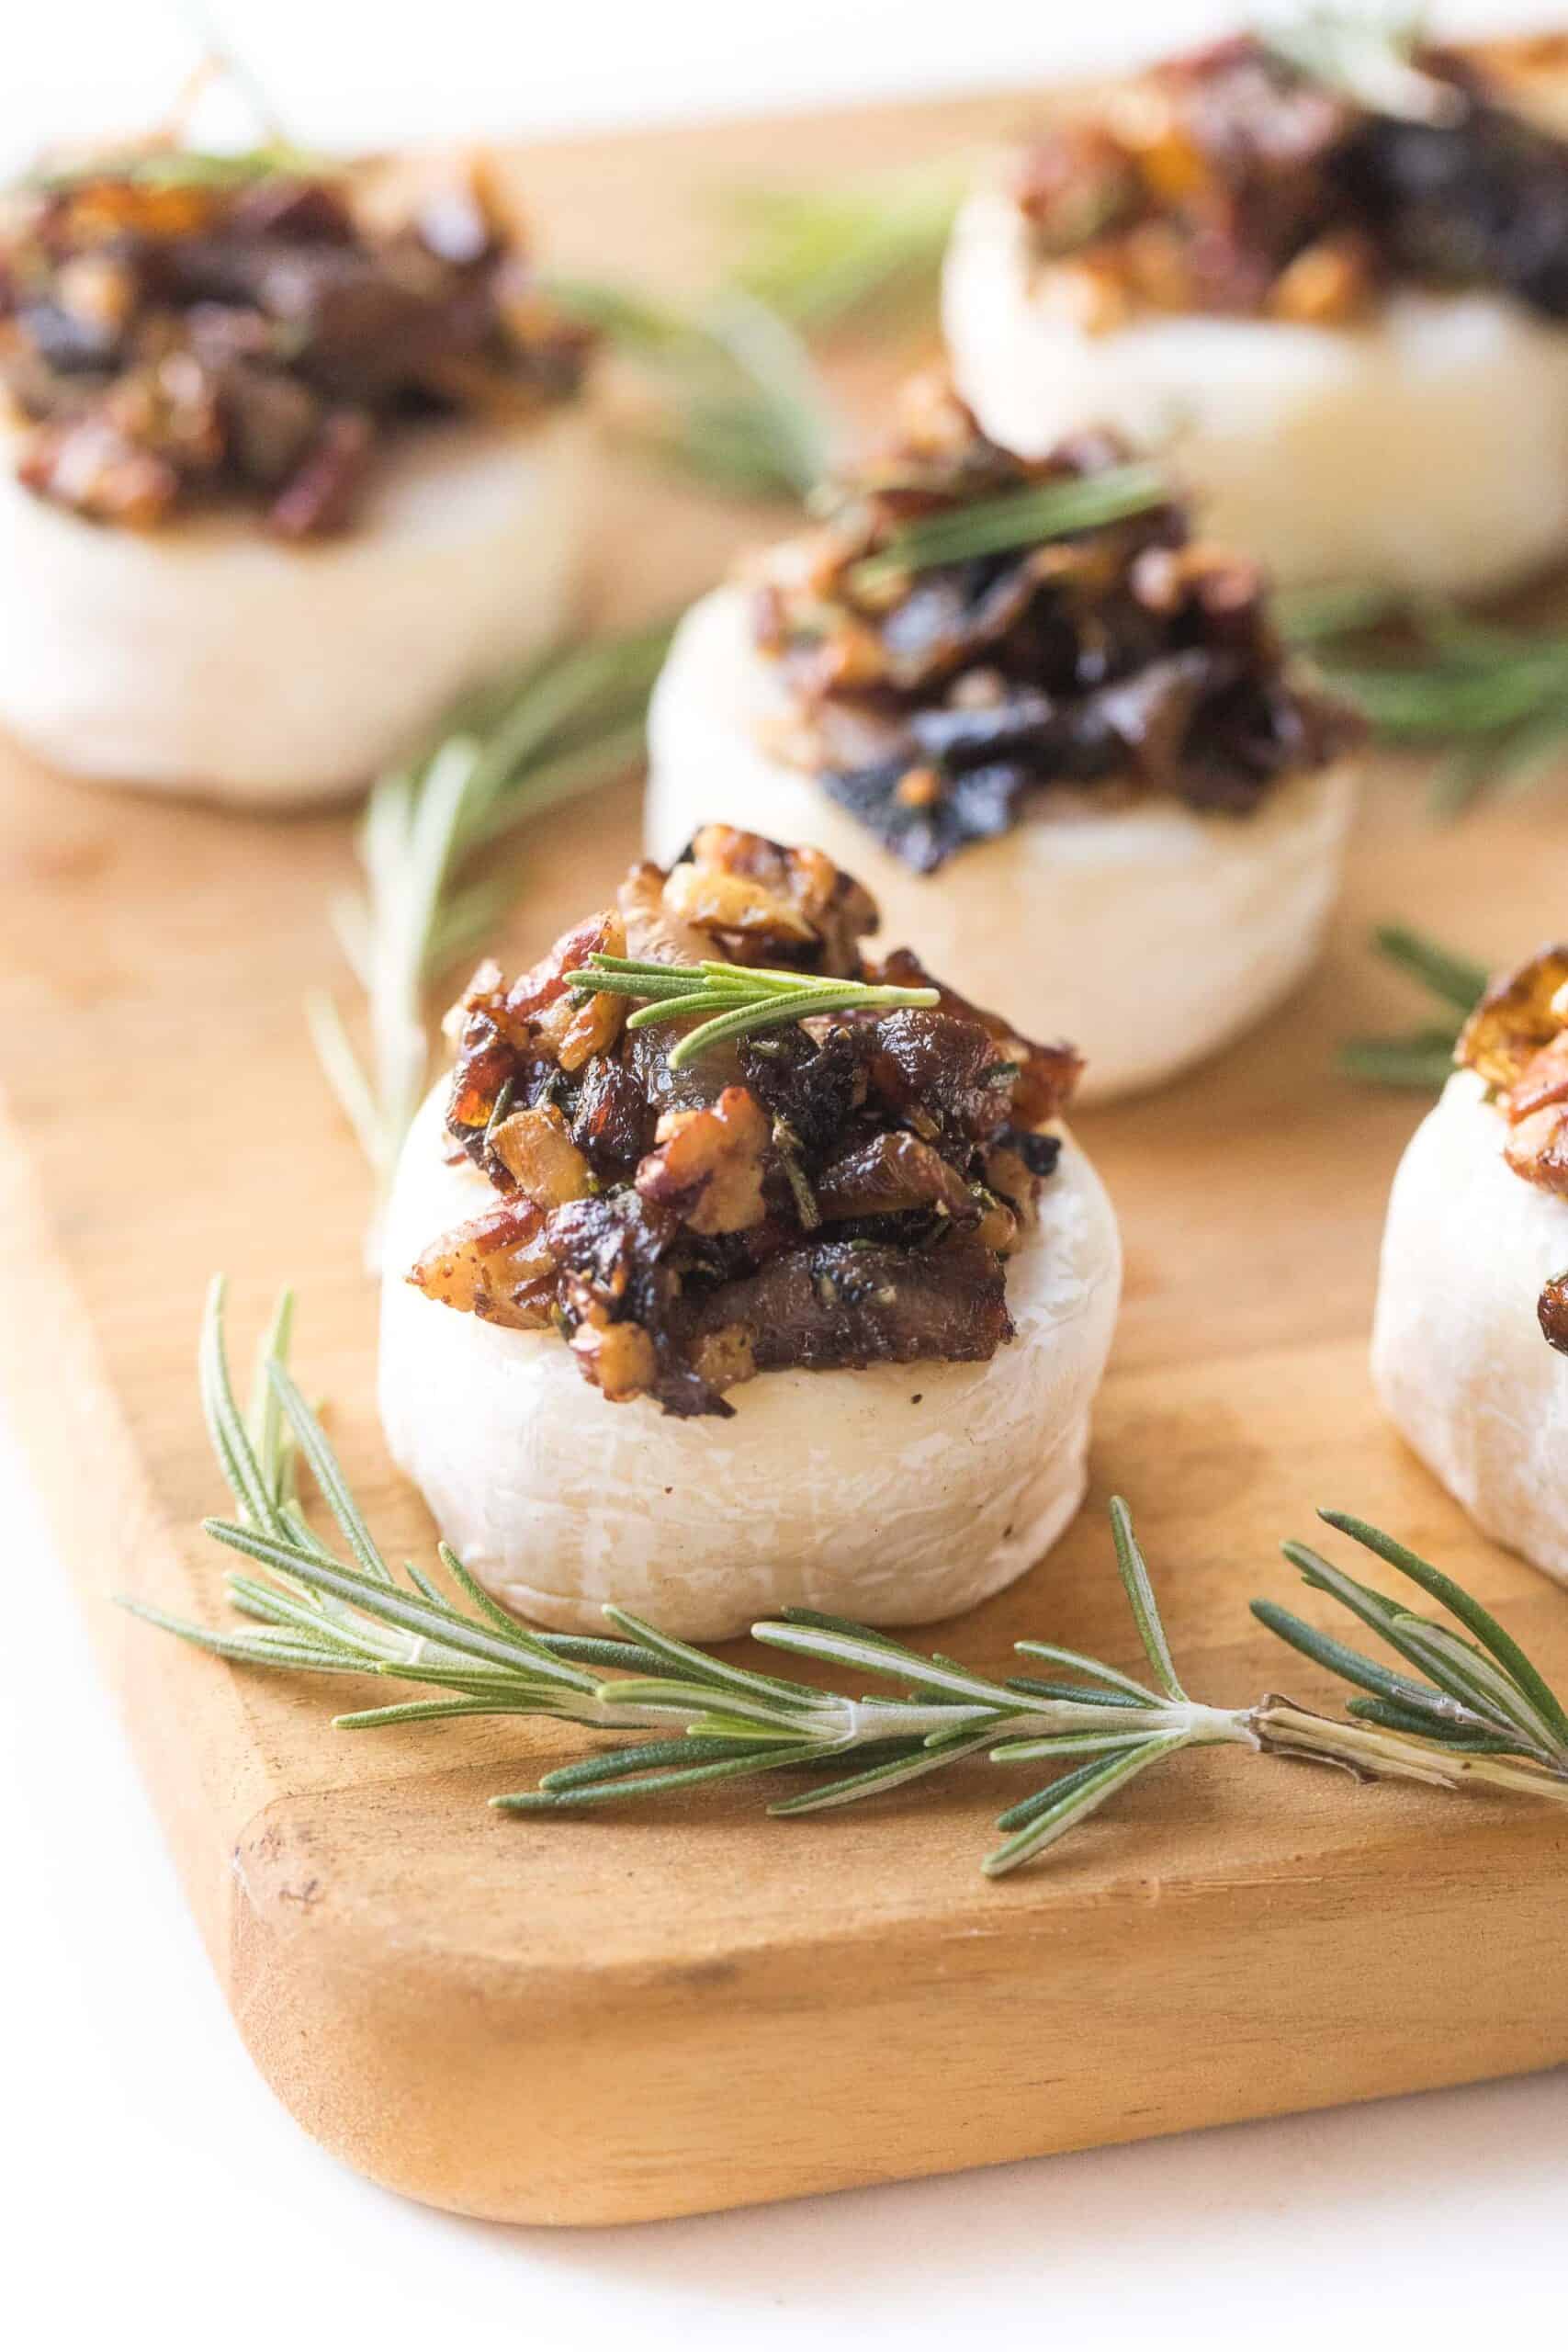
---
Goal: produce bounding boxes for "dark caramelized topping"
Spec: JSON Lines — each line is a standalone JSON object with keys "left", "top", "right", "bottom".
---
{"left": 0, "top": 148, "right": 591, "bottom": 532}
{"left": 411, "top": 827, "right": 1081, "bottom": 1417}
{"left": 748, "top": 374, "right": 1354, "bottom": 869}
{"left": 1010, "top": 33, "right": 1568, "bottom": 328}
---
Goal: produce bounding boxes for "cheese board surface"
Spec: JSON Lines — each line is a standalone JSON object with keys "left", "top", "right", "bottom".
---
{"left": 3, "top": 86, "right": 1568, "bottom": 2229}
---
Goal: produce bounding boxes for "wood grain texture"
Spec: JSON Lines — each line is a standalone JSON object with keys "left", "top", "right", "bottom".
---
{"left": 3, "top": 87, "right": 1568, "bottom": 2228}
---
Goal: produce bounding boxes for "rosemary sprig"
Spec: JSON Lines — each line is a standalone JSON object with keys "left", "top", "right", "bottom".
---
{"left": 1340, "top": 922, "right": 1486, "bottom": 1090}
{"left": 567, "top": 953, "right": 939, "bottom": 1069}
{"left": 847, "top": 462, "right": 1170, "bottom": 595}
{"left": 549, "top": 277, "right": 839, "bottom": 503}
{"left": 725, "top": 159, "right": 970, "bottom": 334}
{"left": 1279, "top": 583, "right": 1568, "bottom": 815}
{"left": 126, "top": 1286, "right": 1568, "bottom": 1880}
{"left": 307, "top": 623, "right": 672, "bottom": 1247}
{"left": 1258, "top": 6, "right": 1463, "bottom": 127}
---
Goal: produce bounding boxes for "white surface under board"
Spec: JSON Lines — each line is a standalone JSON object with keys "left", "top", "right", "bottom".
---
{"left": 6, "top": 4, "right": 1564, "bottom": 2345}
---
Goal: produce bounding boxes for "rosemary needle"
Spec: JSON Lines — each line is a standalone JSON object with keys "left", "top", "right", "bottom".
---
{"left": 123, "top": 1284, "right": 1568, "bottom": 1881}
{"left": 568, "top": 953, "right": 939, "bottom": 1069}
{"left": 1340, "top": 922, "right": 1487, "bottom": 1091}
{"left": 307, "top": 622, "right": 673, "bottom": 1256}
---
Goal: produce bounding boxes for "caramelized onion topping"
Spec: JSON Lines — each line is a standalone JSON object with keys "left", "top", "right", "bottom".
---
{"left": 410, "top": 831, "right": 1079, "bottom": 1417}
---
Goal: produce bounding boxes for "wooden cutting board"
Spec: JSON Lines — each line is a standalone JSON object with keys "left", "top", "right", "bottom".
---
{"left": 3, "top": 86, "right": 1568, "bottom": 2230}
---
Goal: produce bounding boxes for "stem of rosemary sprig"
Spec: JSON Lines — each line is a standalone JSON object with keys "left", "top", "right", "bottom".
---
{"left": 306, "top": 623, "right": 672, "bottom": 1260}
{"left": 1339, "top": 922, "right": 1485, "bottom": 1091}
{"left": 124, "top": 1289, "right": 1568, "bottom": 1880}
{"left": 567, "top": 953, "right": 939, "bottom": 1069}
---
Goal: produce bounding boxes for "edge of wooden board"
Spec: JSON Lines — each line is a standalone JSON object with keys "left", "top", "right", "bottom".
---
{"left": 7, "top": 1095, "right": 1568, "bottom": 2225}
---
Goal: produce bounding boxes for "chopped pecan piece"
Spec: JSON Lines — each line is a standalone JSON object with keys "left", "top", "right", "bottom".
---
{"left": 636, "top": 1087, "right": 770, "bottom": 1235}
{"left": 409, "top": 1196, "right": 555, "bottom": 1327}
{"left": 491, "top": 1102, "right": 594, "bottom": 1206}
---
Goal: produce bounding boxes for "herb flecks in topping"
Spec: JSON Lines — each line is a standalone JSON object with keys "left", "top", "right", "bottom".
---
{"left": 412, "top": 826, "right": 1079, "bottom": 1415}
{"left": 749, "top": 374, "right": 1354, "bottom": 867}
{"left": 0, "top": 145, "right": 591, "bottom": 532}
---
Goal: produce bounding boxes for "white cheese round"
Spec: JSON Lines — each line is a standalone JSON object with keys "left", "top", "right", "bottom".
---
{"left": 1372, "top": 1069, "right": 1568, "bottom": 1584}
{"left": 943, "top": 185, "right": 1568, "bottom": 597}
{"left": 0, "top": 406, "right": 590, "bottom": 806}
{"left": 644, "top": 583, "right": 1355, "bottom": 1102}
{"left": 378, "top": 1084, "right": 1122, "bottom": 1639}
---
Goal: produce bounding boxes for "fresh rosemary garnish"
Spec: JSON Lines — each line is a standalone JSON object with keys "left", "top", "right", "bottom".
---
{"left": 567, "top": 953, "right": 939, "bottom": 1069}
{"left": 549, "top": 277, "right": 839, "bottom": 503}
{"left": 307, "top": 624, "right": 672, "bottom": 1248}
{"left": 1340, "top": 922, "right": 1486, "bottom": 1090}
{"left": 1258, "top": 6, "right": 1464, "bottom": 127}
{"left": 725, "top": 159, "right": 970, "bottom": 334}
{"left": 126, "top": 1284, "right": 1568, "bottom": 1880}
{"left": 1280, "top": 583, "right": 1568, "bottom": 815}
{"left": 847, "top": 463, "right": 1170, "bottom": 595}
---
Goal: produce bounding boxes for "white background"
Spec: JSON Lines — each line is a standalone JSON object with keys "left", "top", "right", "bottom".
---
{"left": 5, "top": 6, "right": 1564, "bottom": 2346}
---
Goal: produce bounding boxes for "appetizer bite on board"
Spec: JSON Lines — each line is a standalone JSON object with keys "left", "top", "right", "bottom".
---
{"left": 647, "top": 375, "right": 1358, "bottom": 1100}
{"left": 1373, "top": 945, "right": 1568, "bottom": 1584}
{"left": 379, "top": 826, "right": 1121, "bottom": 1637}
{"left": 0, "top": 145, "right": 592, "bottom": 803}
{"left": 943, "top": 31, "right": 1568, "bottom": 594}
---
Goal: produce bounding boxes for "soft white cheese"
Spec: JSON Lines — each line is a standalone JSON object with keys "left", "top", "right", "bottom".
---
{"left": 0, "top": 407, "right": 590, "bottom": 806}
{"left": 378, "top": 1084, "right": 1122, "bottom": 1640}
{"left": 645, "top": 584, "right": 1354, "bottom": 1102}
{"left": 1372, "top": 1069, "right": 1568, "bottom": 1584}
{"left": 943, "top": 185, "right": 1568, "bottom": 597}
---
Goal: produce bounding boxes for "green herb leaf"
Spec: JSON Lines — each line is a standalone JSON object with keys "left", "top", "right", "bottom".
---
{"left": 849, "top": 462, "right": 1169, "bottom": 594}
{"left": 569, "top": 953, "right": 939, "bottom": 1069}
{"left": 308, "top": 622, "right": 672, "bottom": 1253}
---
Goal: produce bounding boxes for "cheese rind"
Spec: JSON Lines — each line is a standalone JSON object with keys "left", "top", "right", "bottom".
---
{"left": 0, "top": 408, "right": 589, "bottom": 805}
{"left": 378, "top": 1085, "right": 1122, "bottom": 1639}
{"left": 1372, "top": 1070, "right": 1568, "bottom": 1583}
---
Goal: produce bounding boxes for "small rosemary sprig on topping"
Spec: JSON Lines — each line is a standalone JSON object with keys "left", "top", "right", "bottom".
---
{"left": 127, "top": 1286, "right": 1568, "bottom": 1880}
{"left": 1258, "top": 6, "right": 1463, "bottom": 127}
{"left": 724, "top": 159, "right": 971, "bottom": 334}
{"left": 1280, "top": 583, "right": 1568, "bottom": 814}
{"left": 307, "top": 624, "right": 672, "bottom": 1252}
{"left": 847, "top": 462, "right": 1170, "bottom": 595}
{"left": 1340, "top": 922, "right": 1486, "bottom": 1090}
{"left": 568, "top": 954, "right": 939, "bottom": 1069}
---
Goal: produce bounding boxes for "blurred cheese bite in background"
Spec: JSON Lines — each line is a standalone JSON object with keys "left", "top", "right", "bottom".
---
{"left": 0, "top": 141, "right": 593, "bottom": 803}
{"left": 943, "top": 29, "right": 1568, "bottom": 596}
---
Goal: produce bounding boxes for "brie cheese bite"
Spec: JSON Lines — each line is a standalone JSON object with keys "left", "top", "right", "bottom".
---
{"left": 0, "top": 147, "right": 592, "bottom": 804}
{"left": 943, "top": 33, "right": 1568, "bottom": 595}
{"left": 1373, "top": 946, "right": 1568, "bottom": 1585}
{"left": 648, "top": 376, "right": 1359, "bottom": 1101}
{"left": 380, "top": 826, "right": 1121, "bottom": 1637}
